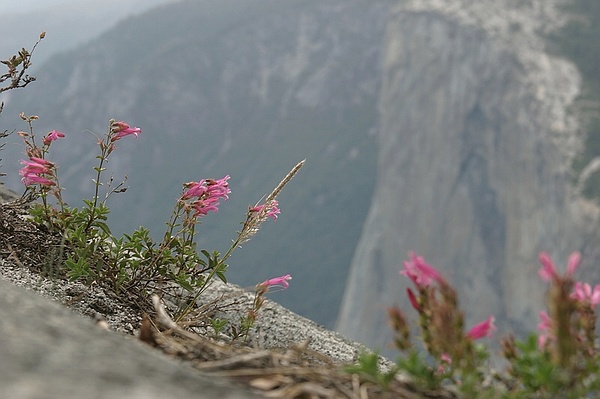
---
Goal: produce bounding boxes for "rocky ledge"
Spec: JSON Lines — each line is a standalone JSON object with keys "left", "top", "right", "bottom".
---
{"left": 0, "top": 187, "right": 432, "bottom": 399}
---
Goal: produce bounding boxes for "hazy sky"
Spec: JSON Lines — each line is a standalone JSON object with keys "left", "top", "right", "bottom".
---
{"left": 1, "top": 0, "right": 78, "bottom": 13}
{"left": 0, "top": 0, "right": 178, "bottom": 66}
{"left": 0, "top": 0, "right": 175, "bottom": 14}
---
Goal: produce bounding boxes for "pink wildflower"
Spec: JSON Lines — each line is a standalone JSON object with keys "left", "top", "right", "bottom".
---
{"left": 567, "top": 251, "right": 582, "bottom": 276}
{"left": 406, "top": 288, "right": 419, "bottom": 310}
{"left": 182, "top": 180, "right": 208, "bottom": 199}
{"left": 181, "top": 175, "right": 230, "bottom": 218}
{"left": 538, "top": 251, "right": 580, "bottom": 282}
{"left": 250, "top": 200, "right": 281, "bottom": 220}
{"left": 537, "top": 311, "right": 553, "bottom": 349}
{"left": 19, "top": 157, "right": 56, "bottom": 187}
{"left": 466, "top": 316, "right": 496, "bottom": 340}
{"left": 259, "top": 274, "right": 292, "bottom": 290}
{"left": 110, "top": 121, "right": 141, "bottom": 141}
{"left": 437, "top": 353, "right": 452, "bottom": 375}
{"left": 42, "top": 130, "right": 65, "bottom": 145}
{"left": 571, "top": 281, "right": 600, "bottom": 307}
{"left": 400, "top": 251, "right": 445, "bottom": 288}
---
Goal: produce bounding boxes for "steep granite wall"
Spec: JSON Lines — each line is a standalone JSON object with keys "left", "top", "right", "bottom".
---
{"left": 338, "top": 0, "right": 600, "bottom": 351}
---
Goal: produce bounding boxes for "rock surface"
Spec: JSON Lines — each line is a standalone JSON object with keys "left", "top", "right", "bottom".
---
{"left": 338, "top": 0, "right": 600, "bottom": 351}
{"left": 0, "top": 275, "right": 262, "bottom": 399}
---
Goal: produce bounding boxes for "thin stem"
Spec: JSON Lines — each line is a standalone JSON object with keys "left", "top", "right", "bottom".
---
{"left": 83, "top": 122, "right": 111, "bottom": 233}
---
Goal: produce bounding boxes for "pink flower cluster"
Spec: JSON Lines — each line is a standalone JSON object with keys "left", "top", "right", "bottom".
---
{"left": 19, "top": 157, "right": 56, "bottom": 187}
{"left": 571, "top": 281, "right": 600, "bottom": 306}
{"left": 401, "top": 252, "right": 496, "bottom": 341}
{"left": 401, "top": 251, "right": 445, "bottom": 289}
{"left": 181, "top": 175, "right": 230, "bottom": 217}
{"left": 537, "top": 251, "right": 600, "bottom": 349}
{"left": 538, "top": 251, "right": 580, "bottom": 282}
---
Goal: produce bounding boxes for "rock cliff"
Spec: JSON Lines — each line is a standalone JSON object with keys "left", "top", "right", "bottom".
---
{"left": 338, "top": 0, "right": 600, "bottom": 351}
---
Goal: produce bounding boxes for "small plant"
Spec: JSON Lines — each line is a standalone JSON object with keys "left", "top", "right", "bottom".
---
{"left": 346, "top": 251, "right": 600, "bottom": 398}
{"left": 13, "top": 113, "right": 303, "bottom": 327}
{"left": 0, "top": 32, "right": 45, "bottom": 176}
{"left": 500, "top": 252, "right": 600, "bottom": 398}
{"left": 343, "top": 351, "right": 400, "bottom": 391}
{"left": 233, "top": 273, "right": 292, "bottom": 341}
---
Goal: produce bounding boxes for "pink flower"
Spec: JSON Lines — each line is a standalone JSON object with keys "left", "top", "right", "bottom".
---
{"left": 110, "top": 121, "right": 141, "bottom": 141}
{"left": 21, "top": 174, "right": 56, "bottom": 187}
{"left": 259, "top": 274, "right": 292, "bottom": 290}
{"left": 19, "top": 158, "right": 56, "bottom": 187}
{"left": 190, "top": 199, "right": 219, "bottom": 216}
{"left": 440, "top": 353, "right": 452, "bottom": 364}
{"left": 538, "top": 251, "right": 580, "bottom": 282}
{"left": 400, "top": 251, "right": 445, "bottom": 288}
{"left": 42, "top": 130, "right": 65, "bottom": 145}
{"left": 537, "top": 311, "right": 553, "bottom": 349}
{"left": 182, "top": 180, "right": 208, "bottom": 199}
{"left": 567, "top": 252, "right": 582, "bottom": 275}
{"left": 250, "top": 200, "right": 281, "bottom": 220}
{"left": 571, "top": 281, "right": 600, "bottom": 307}
{"left": 466, "top": 316, "right": 496, "bottom": 340}
{"left": 437, "top": 353, "right": 452, "bottom": 375}
{"left": 406, "top": 288, "right": 419, "bottom": 310}
{"left": 181, "top": 175, "right": 230, "bottom": 218}
{"left": 537, "top": 311, "right": 552, "bottom": 332}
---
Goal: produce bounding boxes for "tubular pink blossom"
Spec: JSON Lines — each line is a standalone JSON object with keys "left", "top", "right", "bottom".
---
{"left": 400, "top": 251, "right": 445, "bottom": 288}
{"left": 406, "top": 288, "right": 419, "bottom": 311}
{"left": 538, "top": 252, "right": 559, "bottom": 282}
{"left": 250, "top": 200, "right": 281, "bottom": 220}
{"left": 537, "top": 311, "right": 552, "bottom": 332}
{"left": 111, "top": 121, "right": 141, "bottom": 141}
{"left": 466, "top": 316, "right": 496, "bottom": 340}
{"left": 259, "top": 274, "right": 292, "bottom": 290}
{"left": 29, "top": 157, "right": 54, "bottom": 166}
{"left": 567, "top": 251, "right": 581, "bottom": 276}
{"left": 537, "top": 311, "right": 553, "bottom": 350}
{"left": 538, "top": 251, "right": 580, "bottom": 282}
{"left": 43, "top": 130, "right": 65, "bottom": 145}
{"left": 20, "top": 160, "right": 50, "bottom": 175}
{"left": 182, "top": 180, "right": 208, "bottom": 199}
{"left": 21, "top": 174, "right": 56, "bottom": 187}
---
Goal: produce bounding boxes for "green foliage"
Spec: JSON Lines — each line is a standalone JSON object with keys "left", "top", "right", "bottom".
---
{"left": 395, "top": 351, "right": 440, "bottom": 391}
{"left": 209, "top": 317, "right": 229, "bottom": 337}
{"left": 343, "top": 351, "right": 400, "bottom": 391}
{"left": 507, "top": 335, "right": 566, "bottom": 396}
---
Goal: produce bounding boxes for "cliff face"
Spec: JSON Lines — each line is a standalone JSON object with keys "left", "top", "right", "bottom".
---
{"left": 338, "top": 0, "right": 599, "bottom": 350}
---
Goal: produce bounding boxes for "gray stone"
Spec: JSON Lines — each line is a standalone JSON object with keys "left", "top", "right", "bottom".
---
{"left": 0, "top": 183, "right": 19, "bottom": 203}
{"left": 0, "top": 276, "right": 261, "bottom": 399}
